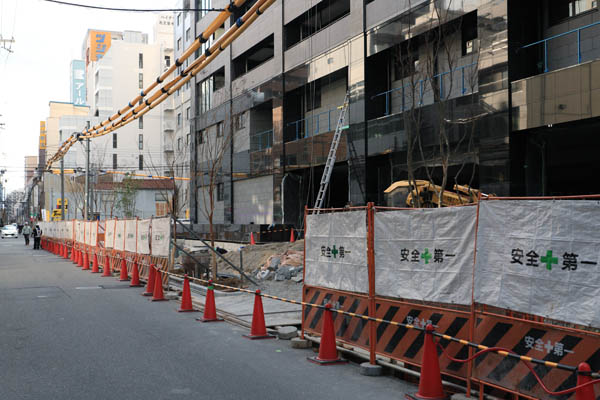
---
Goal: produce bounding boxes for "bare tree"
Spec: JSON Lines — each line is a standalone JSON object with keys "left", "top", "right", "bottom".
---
{"left": 196, "top": 122, "right": 233, "bottom": 279}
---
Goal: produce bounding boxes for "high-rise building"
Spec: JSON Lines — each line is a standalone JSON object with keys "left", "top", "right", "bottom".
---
{"left": 182, "top": 0, "right": 600, "bottom": 230}
{"left": 24, "top": 156, "right": 38, "bottom": 188}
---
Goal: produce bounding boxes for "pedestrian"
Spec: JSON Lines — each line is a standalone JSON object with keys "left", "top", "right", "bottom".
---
{"left": 22, "top": 223, "right": 32, "bottom": 246}
{"left": 33, "top": 225, "right": 42, "bottom": 250}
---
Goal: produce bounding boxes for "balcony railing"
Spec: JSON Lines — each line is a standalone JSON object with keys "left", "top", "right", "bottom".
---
{"left": 250, "top": 129, "right": 273, "bottom": 153}
{"left": 371, "top": 62, "right": 477, "bottom": 117}
{"left": 285, "top": 106, "right": 346, "bottom": 142}
{"left": 522, "top": 20, "right": 600, "bottom": 73}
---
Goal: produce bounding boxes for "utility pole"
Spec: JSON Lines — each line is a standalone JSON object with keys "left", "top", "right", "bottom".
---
{"left": 60, "top": 157, "right": 65, "bottom": 221}
{"left": 84, "top": 137, "right": 90, "bottom": 220}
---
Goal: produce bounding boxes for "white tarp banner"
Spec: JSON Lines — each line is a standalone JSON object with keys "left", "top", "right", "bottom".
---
{"left": 137, "top": 219, "right": 151, "bottom": 255}
{"left": 374, "top": 207, "right": 476, "bottom": 304}
{"left": 114, "top": 220, "right": 125, "bottom": 251}
{"left": 125, "top": 220, "right": 137, "bottom": 253}
{"left": 76, "top": 222, "right": 82, "bottom": 243}
{"left": 305, "top": 211, "right": 368, "bottom": 294}
{"left": 475, "top": 200, "right": 600, "bottom": 327}
{"left": 90, "top": 221, "right": 98, "bottom": 246}
{"left": 105, "top": 220, "right": 115, "bottom": 249}
{"left": 151, "top": 218, "right": 171, "bottom": 257}
{"left": 84, "top": 222, "right": 91, "bottom": 245}
{"left": 66, "top": 221, "right": 72, "bottom": 241}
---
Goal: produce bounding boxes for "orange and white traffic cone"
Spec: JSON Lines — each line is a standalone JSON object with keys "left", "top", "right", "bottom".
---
{"left": 119, "top": 257, "right": 129, "bottom": 281}
{"left": 576, "top": 362, "right": 596, "bottom": 400}
{"left": 243, "top": 290, "right": 274, "bottom": 339}
{"left": 129, "top": 260, "right": 142, "bottom": 287}
{"left": 82, "top": 250, "right": 90, "bottom": 270}
{"left": 142, "top": 264, "right": 156, "bottom": 296}
{"left": 151, "top": 267, "right": 167, "bottom": 302}
{"left": 177, "top": 275, "right": 197, "bottom": 312}
{"left": 308, "top": 303, "right": 346, "bottom": 364}
{"left": 102, "top": 254, "right": 112, "bottom": 277}
{"left": 91, "top": 252, "right": 100, "bottom": 273}
{"left": 405, "top": 324, "right": 448, "bottom": 400}
{"left": 197, "top": 280, "right": 222, "bottom": 322}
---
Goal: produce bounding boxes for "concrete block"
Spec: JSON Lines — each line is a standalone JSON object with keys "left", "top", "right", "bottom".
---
{"left": 359, "top": 362, "right": 383, "bottom": 376}
{"left": 277, "top": 326, "right": 298, "bottom": 340}
{"left": 290, "top": 337, "right": 311, "bottom": 349}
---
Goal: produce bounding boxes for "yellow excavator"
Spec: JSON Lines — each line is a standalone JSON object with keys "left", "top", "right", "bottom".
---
{"left": 384, "top": 180, "right": 488, "bottom": 208}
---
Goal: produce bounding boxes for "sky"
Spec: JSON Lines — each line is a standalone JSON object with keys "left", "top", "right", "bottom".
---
{"left": 0, "top": 0, "right": 165, "bottom": 194}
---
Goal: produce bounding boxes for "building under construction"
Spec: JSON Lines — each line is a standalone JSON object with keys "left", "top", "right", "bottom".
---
{"left": 188, "top": 0, "right": 600, "bottom": 228}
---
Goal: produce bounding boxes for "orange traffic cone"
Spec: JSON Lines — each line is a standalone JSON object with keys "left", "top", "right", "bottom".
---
{"left": 308, "top": 303, "right": 346, "bottom": 364}
{"left": 576, "top": 362, "right": 596, "bottom": 400}
{"left": 243, "top": 290, "right": 275, "bottom": 339}
{"left": 250, "top": 232, "right": 256, "bottom": 245}
{"left": 71, "top": 246, "right": 76, "bottom": 263}
{"left": 142, "top": 264, "right": 156, "bottom": 296}
{"left": 406, "top": 324, "right": 448, "bottom": 400}
{"left": 151, "top": 267, "right": 167, "bottom": 301}
{"left": 91, "top": 252, "right": 100, "bottom": 273}
{"left": 77, "top": 249, "right": 83, "bottom": 267}
{"left": 290, "top": 228, "right": 295, "bottom": 243}
{"left": 119, "top": 257, "right": 129, "bottom": 281}
{"left": 102, "top": 254, "right": 112, "bottom": 277}
{"left": 178, "top": 275, "right": 197, "bottom": 312}
{"left": 82, "top": 250, "right": 90, "bottom": 270}
{"left": 129, "top": 260, "right": 142, "bottom": 287}
{"left": 197, "top": 280, "right": 223, "bottom": 322}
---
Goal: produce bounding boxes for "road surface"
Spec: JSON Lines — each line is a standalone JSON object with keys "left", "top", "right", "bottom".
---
{"left": 0, "top": 237, "right": 414, "bottom": 399}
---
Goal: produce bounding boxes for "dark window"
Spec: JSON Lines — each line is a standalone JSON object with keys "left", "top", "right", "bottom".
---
{"left": 217, "top": 183, "right": 224, "bottom": 201}
{"left": 113, "top": 133, "right": 117, "bottom": 148}
{"left": 186, "top": 107, "right": 190, "bottom": 121}
{"left": 112, "top": 154, "right": 117, "bottom": 169}
{"left": 233, "top": 35, "right": 274, "bottom": 79}
{"left": 138, "top": 134, "right": 143, "bottom": 150}
{"left": 461, "top": 11, "right": 478, "bottom": 56}
{"left": 197, "top": 129, "right": 204, "bottom": 144}
{"left": 177, "top": 113, "right": 182, "bottom": 127}
{"left": 285, "top": 0, "right": 350, "bottom": 49}
{"left": 165, "top": 55, "right": 171, "bottom": 67}
{"left": 177, "top": 38, "right": 182, "bottom": 50}
{"left": 139, "top": 53, "right": 143, "bottom": 68}
{"left": 186, "top": 28, "right": 191, "bottom": 41}
{"left": 177, "top": 137, "right": 183, "bottom": 151}
{"left": 138, "top": 116, "right": 143, "bottom": 129}
{"left": 213, "top": 67, "right": 225, "bottom": 91}
{"left": 305, "top": 80, "right": 322, "bottom": 112}
{"left": 177, "top": 13, "right": 181, "bottom": 26}
{"left": 197, "top": 76, "right": 213, "bottom": 113}
{"left": 549, "top": 0, "right": 596, "bottom": 25}
{"left": 139, "top": 73, "right": 143, "bottom": 89}
{"left": 216, "top": 121, "right": 224, "bottom": 137}
{"left": 138, "top": 155, "right": 143, "bottom": 170}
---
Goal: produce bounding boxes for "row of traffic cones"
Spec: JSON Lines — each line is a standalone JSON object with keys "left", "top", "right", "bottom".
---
{"left": 248, "top": 229, "right": 296, "bottom": 246}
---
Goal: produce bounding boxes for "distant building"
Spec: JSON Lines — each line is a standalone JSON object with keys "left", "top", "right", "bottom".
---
{"left": 24, "top": 156, "right": 38, "bottom": 188}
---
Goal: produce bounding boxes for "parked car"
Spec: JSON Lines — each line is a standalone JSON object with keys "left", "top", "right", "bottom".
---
{"left": 1, "top": 225, "right": 19, "bottom": 239}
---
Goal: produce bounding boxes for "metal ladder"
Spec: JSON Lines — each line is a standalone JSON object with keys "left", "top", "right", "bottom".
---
{"left": 313, "top": 91, "right": 350, "bottom": 214}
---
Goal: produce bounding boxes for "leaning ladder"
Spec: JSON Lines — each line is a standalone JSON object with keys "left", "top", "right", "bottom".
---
{"left": 313, "top": 91, "right": 350, "bottom": 214}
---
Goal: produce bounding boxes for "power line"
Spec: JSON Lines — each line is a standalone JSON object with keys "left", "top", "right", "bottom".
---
{"left": 42, "top": 0, "right": 226, "bottom": 13}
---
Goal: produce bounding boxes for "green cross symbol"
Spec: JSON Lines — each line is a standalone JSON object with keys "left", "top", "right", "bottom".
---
{"left": 541, "top": 250, "right": 558, "bottom": 270}
{"left": 421, "top": 248, "right": 432, "bottom": 264}
{"left": 331, "top": 245, "right": 339, "bottom": 258}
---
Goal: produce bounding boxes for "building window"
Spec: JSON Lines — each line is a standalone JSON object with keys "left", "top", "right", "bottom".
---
{"left": 186, "top": 107, "right": 190, "bottom": 120}
{"left": 186, "top": 133, "right": 190, "bottom": 146}
{"left": 177, "top": 137, "right": 183, "bottom": 151}
{"left": 216, "top": 121, "right": 224, "bottom": 137}
{"left": 138, "top": 155, "right": 144, "bottom": 170}
{"left": 177, "top": 113, "right": 182, "bottom": 127}
{"left": 197, "top": 129, "right": 204, "bottom": 144}
{"left": 284, "top": 0, "right": 350, "bottom": 49}
{"left": 138, "top": 53, "right": 143, "bottom": 68}
{"left": 217, "top": 182, "right": 224, "bottom": 201}
{"left": 186, "top": 28, "right": 191, "bottom": 41}
{"left": 113, "top": 154, "right": 117, "bottom": 169}
{"left": 138, "top": 73, "right": 143, "bottom": 89}
{"left": 177, "top": 38, "right": 182, "bottom": 51}
{"left": 177, "top": 13, "right": 181, "bottom": 26}
{"left": 138, "top": 116, "right": 143, "bottom": 129}
{"left": 197, "top": 76, "right": 213, "bottom": 113}
{"left": 233, "top": 113, "right": 246, "bottom": 131}
{"left": 199, "top": 0, "right": 211, "bottom": 17}
{"left": 165, "top": 55, "right": 171, "bottom": 67}
{"left": 550, "top": 0, "right": 597, "bottom": 25}
{"left": 138, "top": 134, "right": 143, "bottom": 150}
{"left": 113, "top": 133, "right": 117, "bottom": 148}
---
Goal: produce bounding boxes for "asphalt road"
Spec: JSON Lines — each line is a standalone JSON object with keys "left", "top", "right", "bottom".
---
{"left": 0, "top": 237, "right": 414, "bottom": 400}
